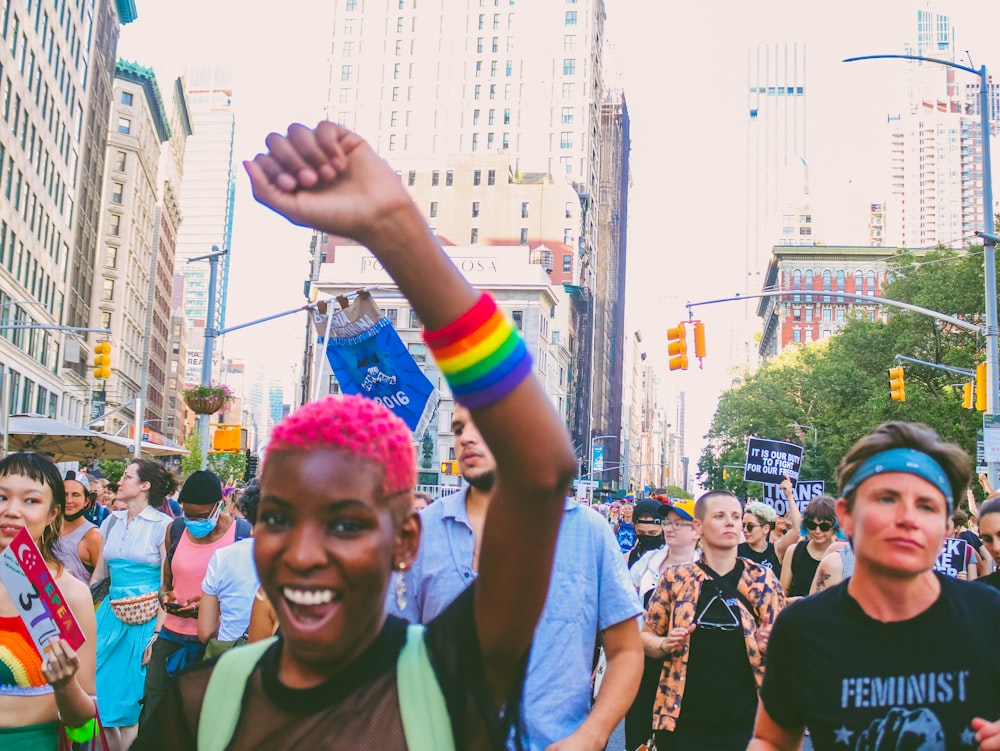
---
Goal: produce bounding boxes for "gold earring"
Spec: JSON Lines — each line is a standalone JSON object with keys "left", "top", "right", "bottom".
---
{"left": 395, "top": 568, "right": 408, "bottom": 611}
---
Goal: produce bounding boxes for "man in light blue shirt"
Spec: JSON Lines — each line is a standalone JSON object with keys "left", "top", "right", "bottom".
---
{"left": 389, "top": 406, "right": 642, "bottom": 750}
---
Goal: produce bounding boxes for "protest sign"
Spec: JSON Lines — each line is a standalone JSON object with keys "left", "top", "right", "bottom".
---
{"left": 933, "top": 538, "right": 969, "bottom": 578}
{"left": 0, "top": 528, "right": 86, "bottom": 655}
{"left": 744, "top": 438, "right": 803, "bottom": 484}
{"left": 761, "top": 480, "right": 826, "bottom": 516}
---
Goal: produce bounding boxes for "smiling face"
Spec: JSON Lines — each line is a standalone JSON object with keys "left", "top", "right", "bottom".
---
{"left": 452, "top": 406, "right": 497, "bottom": 492}
{"left": 978, "top": 511, "right": 1000, "bottom": 567}
{"left": 63, "top": 479, "right": 90, "bottom": 518}
{"left": 804, "top": 516, "right": 837, "bottom": 544}
{"left": 837, "top": 472, "right": 948, "bottom": 577}
{"left": 255, "top": 447, "right": 419, "bottom": 685}
{"left": 0, "top": 472, "right": 58, "bottom": 552}
{"left": 695, "top": 494, "right": 743, "bottom": 552}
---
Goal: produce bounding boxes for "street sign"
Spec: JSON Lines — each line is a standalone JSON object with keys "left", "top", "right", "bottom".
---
{"left": 592, "top": 444, "right": 604, "bottom": 474}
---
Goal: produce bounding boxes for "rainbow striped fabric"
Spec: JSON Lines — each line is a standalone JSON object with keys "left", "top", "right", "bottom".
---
{"left": 423, "top": 293, "right": 532, "bottom": 409}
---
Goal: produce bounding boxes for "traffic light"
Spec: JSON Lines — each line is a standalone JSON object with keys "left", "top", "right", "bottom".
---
{"left": 440, "top": 460, "right": 458, "bottom": 475}
{"left": 692, "top": 321, "right": 706, "bottom": 365}
{"left": 667, "top": 323, "right": 688, "bottom": 371}
{"left": 888, "top": 366, "right": 906, "bottom": 402}
{"left": 977, "top": 363, "right": 988, "bottom": 411}
{"left": 962, "top": 381, "right": 974, "bottom": 410}
{"left": 722, "top": 468, "right": 729, "bottom": 480}
{"left": 244, "top": 451, "right": 260, "bottom": 481}
{"left": 92, "top": 341, "right": 112, "bottom": 379}
{"left": 212, "top": 424, "right": 242, "bottom": 453}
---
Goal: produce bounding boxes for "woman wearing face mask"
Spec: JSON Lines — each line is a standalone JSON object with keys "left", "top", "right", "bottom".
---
{"left": 53, "top": 471, "right": 103, "bottom": 583}
{"left": 140, "top": 470, "right": 250, "bottom": 726}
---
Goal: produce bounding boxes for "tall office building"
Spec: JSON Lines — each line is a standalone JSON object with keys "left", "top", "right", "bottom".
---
{"left": 324, "top": 0, "right": 621, "bottom": 465}
{"left": 884, "top": 9, "right": 993, "bottom": 250}
{"left": 746, "top": 42, "right": 810, "bottom": 288}
{"left": 0, "top": 0, "right": 134, "bottom": 428}
{"left": 175, "top": 65, "right": 236, "bottom": 384}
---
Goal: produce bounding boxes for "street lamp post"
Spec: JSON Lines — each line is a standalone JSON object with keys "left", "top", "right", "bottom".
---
{"left": 844, "top": 53, "right": 996, "bottom": 482}
{"left": 188, "top": 246, "right": 229, "bottom": 469}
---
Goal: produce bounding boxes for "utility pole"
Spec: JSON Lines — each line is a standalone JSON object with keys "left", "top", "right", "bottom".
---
{"left": 188, "top": 246, "right": 228, "bottom": 469}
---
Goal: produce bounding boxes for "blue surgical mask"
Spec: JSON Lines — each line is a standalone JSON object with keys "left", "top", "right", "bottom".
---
{"left": 183, "top": 503, "right": 221, "bottom": 538}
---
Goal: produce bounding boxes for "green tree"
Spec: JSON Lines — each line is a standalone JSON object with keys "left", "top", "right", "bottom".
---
{"left": 181, "top": 434, "right": 204, "bottom": 477}
{"left": 207, "top": 452, "right": 248, "bottom": 486}
{"left": 96, "top": 460, "right": 126, "bottom": 483}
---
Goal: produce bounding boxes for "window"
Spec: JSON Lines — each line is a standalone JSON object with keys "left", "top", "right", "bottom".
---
{"left": 429, "top": 201, "right": 438, "bottom": 218}
{"left": 111, "top": 181, "right": 123, "bottom": 203}
{"left": 805, "top": 308, "right": 813, "bottom": 322}
{"left": 385, "top": 308, "right": 398, "bottom": 326}
{"left": 561, "top": 107, "right": 573, "bottom": 123}
{"left": 470, "top": 228, "right": 479, "bottom": 243}
{"left": 563, "top": 227, "right": 573, "bottom": 243}
{"left": 488, "top": 109, "right": 495, "bottom": 125}
{"left": 475, "top": 61, "right": 482, "bottom": 77}
{"left": 100, "top": 310, "right": 112, "bottom": 329}
{"left": 563, "top": 254, "right": 572, "bottom": 272}
{"left": 822, "top": 270, "right": 832, "bottom": 291}
{"left": 560, "top": 131, "right": 572, "bottom": 148}
{"left": 490, "top": 61, "right": 497, "bottom": 76}
{"left": 505, "top": 60, "right": 512, "bottom": 76}
{"left": 341, "top": 65, "right": 352, "bottom": 81}
{"left": 793, "top": 329, "right": 801, "bottom": 343}
{"left": 408, "top": 309, "right": 420, "bottom": 329}
{"left": 473, "top": 108, "right": 480, "bottom": 125}
{"left": 117, "top": 117, "right": 130, "bottom": 134}
{"left": 511, "top": 310, "right": 524, "bottom": 330}
{"left": 445, "top": 170, "right": 454, "bottom": 186}
{"left": 343, "top": 41, "right": 353, "bottom": 57}
{"left": 521, "top": 201, "right": 529, "bottom": 218}
{"left": 394, "top": 62, "right": 401, "bottom": 79}
{"left": 565, "top": 11, "right": 577, "bottom": 24}
{"left": 471, "top": 133, "right": 479, "bottom": 150}
{"left": 407, "top": 342, "right": 427, "bottom": 364}
{"left": 489, "top": 84, "right": 496, "bottom": 99}
{"left": 564, "top": 34, "right": 575, "bottom": 51}
{"left": 101, "top": 278, "right": 114, "bottom": 301}
{"left": 563, "top": 59, "right": 576, "bottom": 75}
{"left": 388, "top": 134, "right": 396, "bottom": 151}
{"left": 487, "top": 170, "right": 495, "bottom": 185}
{"left": 854, "top": 270, "right": 863, "bottom": 292}
{"left": 407, "top": 170, "right": 416, "bottom": 186}
{"left": 431, "top": 170, "right": 440, "bottom": 186}
{"left": 472, "top": 201, "right": 480, "bottom": 217}
{"left": 473, "top": 170, "right": 481, "bottom": 186}
{"left": 866, "top": 271, "right": 876, "bottom": 294}
{"left": 346, "top": 0, "right": 357, "bottom": 9}
{"left": 805, "top": 329, "right": 813, "bottom": 342}
{"left": 474, "top": 84, "right": 481, "bottom": 100}
{"left": 105, "top": 245, "right": 117, "bottom": 268}
{"left": 477, "top": 37, "right": 484, "bottom": 53}
{"left": 120, "top": 91, "right": 132, "bottom": 106}
{"left": 393, "top": 86, "right": 400, "bottom": 101}
{"left": 502, "top": 133, "right": 509, "bottom": 149}
{"left": 113, "top": 150, "right": 126, "bottom": 171}
{"left": 492, "top": 37, "right": 499, "bottom": 53}
{"left": 503, "top": 108, "right": 510, "bottom": 125}
{"left": 396, "top": 16, "right": 404, "bottom": 32}
{"left": 836, "top": 308, "right": 845, "bottom": 323}
{"left": 109, "top": 214, "right": 121, "bottom": 236}
{"left": 822, "top": 308, "right": 832, "bottom": 323}
{"left": 390, "top": 111, "right": 398, "bottom": 126}
{"left": 792, "top": 307, "right": 801, "bottom": 321}
{"left": 478, "top": 14, "right": 484, "bottom": 30}
{"left": 520, "top": 227, "right": 528, "bottom": 244}
{"left": 561, "top": 82, "right": 573, "bottom": 97}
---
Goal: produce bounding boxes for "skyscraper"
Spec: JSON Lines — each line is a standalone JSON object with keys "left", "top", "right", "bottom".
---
{"left": 746, "top": 42, "right": 810, "bottom": 286}
{"left": 323, "top": 0, "right": 623, "bottom": 465}
{"left": 175, "top": 65, "right": 236, "bottom": 384}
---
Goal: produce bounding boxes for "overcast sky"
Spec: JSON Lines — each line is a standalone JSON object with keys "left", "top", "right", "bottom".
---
{"left": 118, "top": 0, "right": 1000, "bottom": 475}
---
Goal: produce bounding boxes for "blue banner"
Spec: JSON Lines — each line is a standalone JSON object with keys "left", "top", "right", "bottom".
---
{"left": 324, "top": 317, "right": 438, "bottom": 435}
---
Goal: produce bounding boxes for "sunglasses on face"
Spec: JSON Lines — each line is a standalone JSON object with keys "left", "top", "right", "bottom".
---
{"left": 743, "top": 523, "right": 761, "bottom": 532}
{"left": 804, "top": 519, "right": 835, "bottom": 532}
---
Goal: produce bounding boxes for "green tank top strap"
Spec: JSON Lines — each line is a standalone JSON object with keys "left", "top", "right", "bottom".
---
{"left": 198, "top": 625, "right": 455, "bottom": 750}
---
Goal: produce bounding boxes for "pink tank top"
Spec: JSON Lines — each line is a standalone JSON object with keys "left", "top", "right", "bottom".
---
{"left": 164, "top": 520, "right": 237, "bottom": 636}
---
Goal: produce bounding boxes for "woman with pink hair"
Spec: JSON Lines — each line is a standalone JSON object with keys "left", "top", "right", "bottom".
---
{"left": 134, "top": 121, "right": 578, "bottom": 750}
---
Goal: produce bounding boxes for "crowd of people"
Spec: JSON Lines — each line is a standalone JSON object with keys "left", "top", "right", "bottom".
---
{"left": 1, "top": 120, "right": 999, "bottom": 750}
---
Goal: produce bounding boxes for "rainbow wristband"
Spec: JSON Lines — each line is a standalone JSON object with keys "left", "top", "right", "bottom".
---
{"left": 424, "top": 293, "right": 533, "bottom": 409}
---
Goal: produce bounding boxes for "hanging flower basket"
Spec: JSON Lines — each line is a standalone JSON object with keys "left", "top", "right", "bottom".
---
{"left": 183, "top": 382, "right": 235, "bottom": 415}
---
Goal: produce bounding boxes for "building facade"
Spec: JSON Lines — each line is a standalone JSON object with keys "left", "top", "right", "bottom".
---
{"left": 0, "top": 0, "right": 135, "bottom": 429}
{"left": 757, "top": 245, "right": 903, "bottom": 359}
{"left": 175, "top": 65, "right": 235, "bottom": 384}
{"left": 322, "top": 0, "right": 619, "bottom": 470}
{"left": 90, "top": 60, "right": 170, "bottom": 437}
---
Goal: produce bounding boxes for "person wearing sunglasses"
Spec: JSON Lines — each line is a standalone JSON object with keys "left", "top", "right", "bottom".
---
{"left": 739, "top": 484, "right": 801, "bottom": 578}
{"left": 751, "top": 422, "right": 1000, "bottom": 751}
{"left": 641, "top": 490, "right": 785, "bottom": 750}
{"left": 779, "top": 496, "right": 838, "bottom": 600}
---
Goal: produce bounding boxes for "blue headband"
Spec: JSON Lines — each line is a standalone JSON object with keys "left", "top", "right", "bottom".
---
{"left": 841, "top": 447, "right": 953, "bottom": 511}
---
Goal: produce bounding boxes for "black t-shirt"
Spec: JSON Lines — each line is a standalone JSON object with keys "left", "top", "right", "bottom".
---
{"left": 738, "top": 542, "right": 782, "bottom": 577}
{"left": 958, "top": 529, "right": 983, "bottom": 553}
{"left": 676, "top": 562, "right": 758, "bottom": 732}
{"left": 760, "top": 574, "right": 1000, "bottom": 750}
{"left": 133, "top": 584, "right": 513, "bottom": 750}
{"left": 981, "top": 570, "right": 1000, "bottom": 591}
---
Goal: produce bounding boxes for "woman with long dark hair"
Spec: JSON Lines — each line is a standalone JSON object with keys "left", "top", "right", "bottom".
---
{"left": 90, "top": 459, "right": 176, "bottom": 751}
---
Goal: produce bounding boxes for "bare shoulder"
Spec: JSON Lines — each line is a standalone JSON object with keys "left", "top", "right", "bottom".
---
{"left": 55, "top": 567, "right": 91, "bottom": 608}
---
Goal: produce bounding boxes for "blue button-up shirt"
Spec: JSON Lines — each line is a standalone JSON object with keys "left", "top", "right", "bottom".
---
{"left": 388, "top": 489, "right": 641, "bottom": 750}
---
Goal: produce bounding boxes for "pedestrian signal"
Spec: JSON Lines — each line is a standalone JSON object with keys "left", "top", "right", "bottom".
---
{"left": 888, "top": 366, "right": 906, "bottom": 402}
{"left": 212, "top": 424, "right": 242, "bottom": 453}
{"left": 92, "top": 342, "right": 112, "bottom": 379}
{"left": 667, "top": 323, "right": 688, "bottom": 371}
{"left": 962, "top": 382, "right": 974, "bottom": 410}
{"left": 440, "top": 460, "right": 458, "bottom": 475}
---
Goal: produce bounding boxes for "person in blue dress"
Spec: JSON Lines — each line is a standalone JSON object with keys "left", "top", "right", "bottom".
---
{"left": 90, "top": 460, "right": 176, "bottom": 751}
